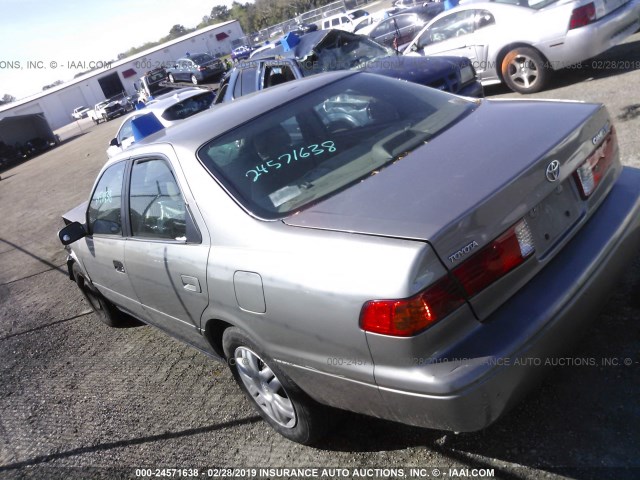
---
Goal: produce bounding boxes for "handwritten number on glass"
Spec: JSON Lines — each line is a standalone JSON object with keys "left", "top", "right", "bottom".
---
{"left": 246, "top": 141, "right": 336, "bottom": 182}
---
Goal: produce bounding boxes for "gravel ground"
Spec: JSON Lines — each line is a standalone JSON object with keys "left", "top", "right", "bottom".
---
{"left": 1, "top": 31, "right": 639, "bottom": 480}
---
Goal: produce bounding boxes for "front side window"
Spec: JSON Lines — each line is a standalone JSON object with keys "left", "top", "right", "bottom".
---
{"left": 198, "top": 74, "right": 476, "bottom": 219}
{"left": 418, "top": 10, "right": 476, "bottom": 47}
{"left": 129, "top": 159, "right": 186, "bottom": 240}
{"left": 88, "top": 162, "right": 125, "bottom": 235}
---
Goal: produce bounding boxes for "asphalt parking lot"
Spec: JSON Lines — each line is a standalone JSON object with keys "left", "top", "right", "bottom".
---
{"left": 1, "top": 32, "right": 640, "bottom": 480}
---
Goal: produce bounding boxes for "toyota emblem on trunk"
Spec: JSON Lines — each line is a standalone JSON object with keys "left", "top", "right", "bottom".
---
{"left": 546, "top": 160, "right": 560, "bottom": 182}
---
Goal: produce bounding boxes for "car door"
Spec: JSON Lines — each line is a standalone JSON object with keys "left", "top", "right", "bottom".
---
{"left": 370, "top": 18, "right": 394, "bottom": 47}
{"left": 469, "top": 9, "right": 498, "bottom": 76}
{"left": 82, "top": 161, "right": 147, "bottom": 319}
{"left": 413, "top": 10, "right": 479, "bottom": 66}
{"left": 123, "top": 155, "right": 211, "bottom": 349}
{"left": 180, "top": 60, "right": 191, "bottom": 81}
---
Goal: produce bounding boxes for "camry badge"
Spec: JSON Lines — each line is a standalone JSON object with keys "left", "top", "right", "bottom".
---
{"left": 592, "top": 122, "right": 610, "bottom": 146}
{"left": 546, "top": 160, "right": 560, "bottom": 182}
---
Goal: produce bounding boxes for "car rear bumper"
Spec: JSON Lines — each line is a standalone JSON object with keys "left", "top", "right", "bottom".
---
{"left": 374, "top": 166, "right": 640, "bottom": 431}
{"left": 543, "top": 0, "right": 640, "bottom": 68}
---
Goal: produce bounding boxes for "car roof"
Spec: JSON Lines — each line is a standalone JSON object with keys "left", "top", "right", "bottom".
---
{"left": 115, "top": 88, "right": 211, "bottom": 131}
{"left": 111, "top": 71, "right": 356, "bottom": 161}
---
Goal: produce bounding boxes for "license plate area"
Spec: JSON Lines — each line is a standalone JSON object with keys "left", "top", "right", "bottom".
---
{"left": 526, "top": 181, "right": 582, "bottom": 257}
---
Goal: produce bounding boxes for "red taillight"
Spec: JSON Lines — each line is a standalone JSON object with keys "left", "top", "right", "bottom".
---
{"left": 360, "top": 276, "right": 465, "bottom": 337}
{"left": 573, "top": 126, "right": 616, "bottom": 198}
{"left": 361, "top": 220, "right": 535, "bottom": 337}
{"left": 452, "top": 220, "right": 535, "bottom": 298}
{"left": 569, "top": 3, "right": 596, "bottom": 29}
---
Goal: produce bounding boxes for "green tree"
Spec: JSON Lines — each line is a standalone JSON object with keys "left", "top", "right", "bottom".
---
{"left": 168, "top": 24, "right": 188, "bottom": 39}
{"left": 210, "top": 5, "right": 230, "bottom": 21}
{"left": 0, "top": 93, "right": 16, "bottom": 105}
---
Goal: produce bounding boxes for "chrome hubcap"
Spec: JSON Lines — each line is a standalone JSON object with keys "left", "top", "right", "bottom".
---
{"left": 234, "top": 347, "right": 296, "bottom": 428}
{"left": 507, "top": 54, "right": 539, "bottom": 90}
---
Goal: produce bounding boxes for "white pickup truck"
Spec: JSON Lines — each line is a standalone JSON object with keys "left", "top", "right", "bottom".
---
{"left": 71, "top": 106, "right": 90, "bottom": 120}
{"left": 87, "top": 98, "right": 127, "bottom": 125}
{"left": 87, "top": 101, "right": 109, "bottom": 124}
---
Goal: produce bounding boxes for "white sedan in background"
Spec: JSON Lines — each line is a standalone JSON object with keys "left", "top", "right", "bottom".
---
{"left": 107, "top": 88, "right": 215, "bottom": 158}
{"left": 404, "top": 0, "right": 640, "bottom": 93}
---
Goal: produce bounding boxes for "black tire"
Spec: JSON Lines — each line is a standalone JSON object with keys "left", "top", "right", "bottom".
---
{"left": 191, "top": 74, "right": 199, "bottom": 85}
{"left": 501, "top": 47, "right": 548, "bottom": 94}
{"left": 168, "top": 73, "right": 175, "bottom": 83}
{"left": 72, "top": 263, "right": 125, "bottom": 327}
{"left": 222, "top": 327, "right": 330, "bottom": 444}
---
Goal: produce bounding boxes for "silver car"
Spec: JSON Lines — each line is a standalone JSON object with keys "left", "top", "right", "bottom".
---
{"left": 404, "top": 0, "right": 640, "bottom": 93}
{"left": 59, "top": 71, "right": 640, "bottom": 444}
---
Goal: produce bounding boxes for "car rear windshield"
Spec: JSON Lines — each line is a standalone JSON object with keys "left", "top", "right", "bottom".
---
{"left": 197, "top": 74, "right": 476, "bottom": 219}
{"left": 161, "top": 91, "right": 215, "bottom": 121}
{"left": 191, "top": 54, "right": 214, "bottom": 64}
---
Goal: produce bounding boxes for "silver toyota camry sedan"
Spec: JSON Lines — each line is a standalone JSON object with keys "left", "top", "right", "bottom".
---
{"left": 59, "top": 71, "right": 640, "bottom": 444}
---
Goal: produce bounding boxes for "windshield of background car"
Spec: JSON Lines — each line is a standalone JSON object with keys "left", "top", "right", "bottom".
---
{"left": 301, "top": 32, "right": 391, "bottom": 73}
{"left": 198, "top": 74, "right": 476, "bottom": 219}
{"left": 161, "top": 91, "right": 215, "bottom": 121}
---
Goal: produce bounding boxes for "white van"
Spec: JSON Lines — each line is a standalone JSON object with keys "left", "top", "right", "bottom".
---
{"left": 319, "top": 13, "right": 356, "bottom": 31}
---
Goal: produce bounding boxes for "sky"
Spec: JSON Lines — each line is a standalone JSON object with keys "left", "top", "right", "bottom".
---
{"left": 0, "top": 0, "right": 232, "bottom": 100}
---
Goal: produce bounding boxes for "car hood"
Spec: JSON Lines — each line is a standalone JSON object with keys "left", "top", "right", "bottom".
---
{"left": 283, "top": 99, "right": 602, "bottom": 244}
{"left": 360, "top": 55, "right": 469, "bottom": 82}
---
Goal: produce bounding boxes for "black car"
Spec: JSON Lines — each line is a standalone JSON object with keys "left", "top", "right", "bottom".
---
{"left": 166, "top": 53, "right": 225, "bottom": 85}
{"left": 215, "top": 29, "right": 482, "bottom": 104}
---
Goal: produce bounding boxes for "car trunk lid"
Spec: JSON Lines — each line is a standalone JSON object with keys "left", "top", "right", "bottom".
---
{"left": 283, "top": 99, "right": 617, "bottom": 319}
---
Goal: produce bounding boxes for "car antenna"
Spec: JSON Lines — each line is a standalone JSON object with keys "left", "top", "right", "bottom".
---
{"left": 392, "top": 17, "right": 401, "bottom": 54}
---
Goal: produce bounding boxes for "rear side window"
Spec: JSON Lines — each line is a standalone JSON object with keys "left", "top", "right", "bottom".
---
{"left": 88, "top": 162, "right": 125, "bottom": 235}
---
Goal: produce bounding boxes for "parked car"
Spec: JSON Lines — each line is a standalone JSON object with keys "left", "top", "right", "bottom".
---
{"left": 106, "top": 88, "right": 215, "bottom": 158}
{"left": 404, "top": 0, "right": 640, "bottom": 93}
{"left": 59, "top": 71, "right": 640, "bottom": 444}
{"left": 166, "top": 53, "right": 225, "bottom": 85}
{"left": 231, "top": 46, "right": 254, "bottom": 62}
{"left": 71, "top": 106, "right": 90, "bottom": 120}
{"left": 215, "top": 29, "right": 483, "bottom": 104}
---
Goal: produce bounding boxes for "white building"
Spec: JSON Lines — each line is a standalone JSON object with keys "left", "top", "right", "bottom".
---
{"left": 0, "top": 20, "right": 243, "bottom": 133}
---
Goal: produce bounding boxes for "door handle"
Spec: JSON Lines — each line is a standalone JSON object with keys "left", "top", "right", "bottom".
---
{"left": 113, "top": 260, "right": 126, "bottom": 274}
{"left": 181, "top": 275, "right": 201, "bottom": 293}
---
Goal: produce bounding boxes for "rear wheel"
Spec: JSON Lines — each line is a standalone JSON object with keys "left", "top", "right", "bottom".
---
{"left": 191, "top": 74, "right": 199, "bottom": 85}
{"left": 501, "top": 47, "right": 548, "bottom": 94}
{"left": 222, "top": 327, "right": 329, "bottom": 444}
{"left": 72, "top": 263, "right": 125, "bottom": 327}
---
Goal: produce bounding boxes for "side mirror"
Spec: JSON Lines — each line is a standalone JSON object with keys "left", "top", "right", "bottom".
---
{"left": 109, "top": 138, "right": 119, "bottom": 147}
{"left": 58, "top": 221, "right": 87, "bottom": 246}
{"left": 411, "top": 43, "right": 419, "bottom": 52}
